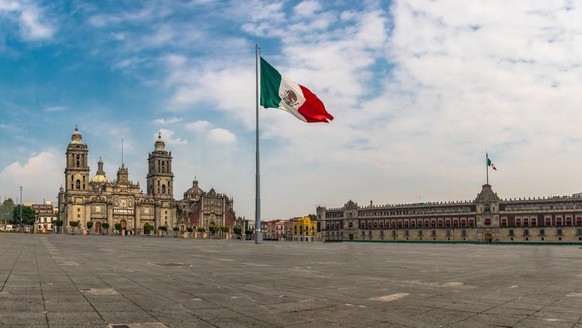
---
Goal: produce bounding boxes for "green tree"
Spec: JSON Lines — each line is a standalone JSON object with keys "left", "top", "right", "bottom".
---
{"left": 187, "top": 227, "right": 193, "bottom": 233}
{"left": 0, "top": 199, "right": 15, "bottom": 224}
{"left": 12, "top": 206, "right": 36, "bottom": 226}
{"left": 102, "top": 222, "right": 110, "bottom": 234}
{"left": 69, "top": 220, "right": 79, "bottom": 235}
{"left": 114, "top": 223, "right": 122, "bottom": 231}
{"left": 233, "top": 227, "right": 242, "bottom": 236}
{"left": 197, "top": 227, "right": 206, "bottom": 233}
{"left": 86, "top": 221, "right": 93, "bottom": 230}
{"left": 144, "top": 224, "right": 154, "bottom": 234}
{"left": 53, "top": 219, "right": 63, "bottom": 234}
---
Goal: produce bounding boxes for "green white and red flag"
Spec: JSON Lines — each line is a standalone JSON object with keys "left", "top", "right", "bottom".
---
{"left": 260, "top": 57, "right": 333, "bottom": 123}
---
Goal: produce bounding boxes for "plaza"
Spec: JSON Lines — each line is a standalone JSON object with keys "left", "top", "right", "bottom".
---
{"left": 1, "top": 234, "right": 582, "bottom": 327}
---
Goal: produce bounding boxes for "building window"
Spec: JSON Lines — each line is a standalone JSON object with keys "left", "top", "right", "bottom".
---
{"left": 446, "top": 229, "right": 451, "bottom": 237}
{"left": 557, "top": 229, "right": 563, "bottom": 236}
{"left": 405, "top": 230, "right": 409, "bottom": 237}
{"left": 523, "top": 229, "right": 529, "bottom": 237}
{"left": 431, "top": 230, "right": 436, "bottom": 237}
{"left": 539, "top": 229, "right": 545, "bottom": 236}
{"left": 484, "top": 218, "right": 491, "bottom": 225}
{"left": 509, "top": 229, "right": 514, "bottom": 237}
{"left": 418, "top": 230, "right": 423, "bottom": 237}
{"left": 545, "top": 217, "right": 552, "bottom": 226}
{"left": 461, "top": 229, "right": 467, "bottom": 237}
{"left": 501, "top": 218, "right": 507, "bottom": 227}
{"left": 576, "top": 228, "right": 582, "bottom": 236}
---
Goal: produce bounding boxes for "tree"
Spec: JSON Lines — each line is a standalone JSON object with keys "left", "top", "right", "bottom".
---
{"left": 53, "top": 219, "right": 63, "bottom": 234}
{"left": 114, "top": 223, "right": 122, "bottom": 232}
{"left": 173, "top": 226, "right": 179, "bottom": 237}
{"left": 144, "top": 223, "right": 154, "bottom": 235}
{"left": 86, "top": 221, "right": 93, "bottom": 230}
{"left": 187, "top": 227, "right": 193, "bottom": 233}
{"left": 69, "top": 220, "right": 79, "bottom": 235}
{"left": 12, "top": 206, "right": 36, "bottom": 226}
{"left": 102, "top": 222, "right": 110, "bottom": 234}
{"left": 233, "top": 226, "right": 242, "bottom": 236}
{"left": 197, "top": 227, "right": 206, "bottom": 233}
{"left": 0, "top": 199, "right": 14, "bottom": 224}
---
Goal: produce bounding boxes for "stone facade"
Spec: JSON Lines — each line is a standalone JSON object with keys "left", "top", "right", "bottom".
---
{"left": 32, "top": 203, "right": 57, "bottom": 233}
{"left": 176, "top": 179, "right": 239, "bottom": 234}
{"left": 318, "top": 184, "right": 582, "bottom": 243}
{"left": 57, "top": 128, "right": 177, "bottom": 234}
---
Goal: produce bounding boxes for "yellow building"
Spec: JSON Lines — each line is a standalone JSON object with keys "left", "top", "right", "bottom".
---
{"left": 292, "top": 216, "right": 317, "bottom": 242}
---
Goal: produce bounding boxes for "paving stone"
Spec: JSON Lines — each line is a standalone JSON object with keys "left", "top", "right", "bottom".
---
{"left": 3, "top": 234, "right": 582, "bottom": 328}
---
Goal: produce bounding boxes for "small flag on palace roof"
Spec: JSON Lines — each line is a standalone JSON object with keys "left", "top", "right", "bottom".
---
{"left": 260, "top": 57, "right": 334, "bottom": 123}
{"left": 487, "top": 156, "right": 497, "bottom": 170}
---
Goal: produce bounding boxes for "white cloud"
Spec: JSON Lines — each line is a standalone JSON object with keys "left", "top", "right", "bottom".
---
{"left": 157, "top": 128, "right": 187, "bottom": 145}
{"left": 208, "top": 128, "right": 236, "bottom": 144}
{"left": 185, "top": 120, "right": 210, "bottom": 133}
{"left": 0, "top": 151, "right": 61, "bottom": 203}
{"left": 0, "top": 1, "right": 55, "bottom": 41}
{"left": 293, "top": 0, "right": 321, "bottom": 17}
{"left": 152, "top": 117, "right": 182, "bottom": 125}
{"left": 43, "top": 106, "right": 66, "bottom": 112}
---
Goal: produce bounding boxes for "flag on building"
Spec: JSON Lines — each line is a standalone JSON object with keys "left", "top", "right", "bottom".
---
{"left": 260, "top": 57, "right": 334, "bottom": 123}
{"left": 487, "top": 155, "right": 497, "bottom": 170}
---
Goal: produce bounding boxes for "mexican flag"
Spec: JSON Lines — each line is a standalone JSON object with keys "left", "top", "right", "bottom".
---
{"left": 487, "top": 157, "right": 497, "bottom": 170}
{"left": 260, "top": 57, "right": 334, "bottom": 123}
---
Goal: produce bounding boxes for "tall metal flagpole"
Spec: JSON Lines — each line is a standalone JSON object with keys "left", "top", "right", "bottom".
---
{"left": 486, "top": 152, "right": 489, "bottom": 185}
{"left": 255, "top": 44, "right": 263, "bottom": 244}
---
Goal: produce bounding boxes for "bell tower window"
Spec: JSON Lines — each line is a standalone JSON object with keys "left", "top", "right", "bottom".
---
{"left": 76, "top": 155, "right": 80, "bottom": 167}
{"left": 76, "top": 179, "right": 81, "bottom": 190}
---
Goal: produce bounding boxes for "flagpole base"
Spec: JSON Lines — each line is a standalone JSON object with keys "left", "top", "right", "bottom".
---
{"left": 255, "top": 231, "right": 263, "bottom": 244}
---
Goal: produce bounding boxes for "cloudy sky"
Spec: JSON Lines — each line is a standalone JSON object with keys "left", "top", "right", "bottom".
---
{"left": 0, "top": 0, "right": 580, "bottom": 220}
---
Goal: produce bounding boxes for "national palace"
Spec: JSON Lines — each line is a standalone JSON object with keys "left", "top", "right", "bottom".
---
{"left": 58, "top": 127, "right": 238, "bottom": 234}
{"left": 318, "top": 184, "right": 582, "bottom": 243}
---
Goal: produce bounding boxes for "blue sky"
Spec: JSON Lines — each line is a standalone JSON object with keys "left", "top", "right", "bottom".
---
{"left": 1, "top": 0, "right": 581, "bottom": 220}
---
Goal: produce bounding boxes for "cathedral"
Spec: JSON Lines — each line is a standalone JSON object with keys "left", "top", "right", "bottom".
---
{"left": 58, "top": 127, "right": 177, "bottom": 234}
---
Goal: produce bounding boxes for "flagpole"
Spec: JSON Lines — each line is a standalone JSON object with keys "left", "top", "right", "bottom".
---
{"left": 486, "top": 152, "right": 489, "bottom": 185}
{"left": 255, "top": 44, "right": 263, "bottom": 244}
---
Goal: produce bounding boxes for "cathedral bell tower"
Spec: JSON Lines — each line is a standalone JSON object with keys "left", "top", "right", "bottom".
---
{"left": 64, "top": 126, "right": 90, "bottom": 192}
{"left": 146, "top": 133, "right": 174, "bottom": 199}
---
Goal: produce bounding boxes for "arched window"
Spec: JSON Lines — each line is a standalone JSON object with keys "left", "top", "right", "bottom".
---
{"left": 76, "top": 179, "right": 81, "bottom": 189}
{"left": 162, "top": 185, "right": 166, "bottom": 194}
{"left": 76, "top": 155, "right": 80, "bottom": 167}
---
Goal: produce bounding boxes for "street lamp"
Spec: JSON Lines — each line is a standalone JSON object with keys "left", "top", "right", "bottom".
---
{"left": 19, "top": 186, "right": 23, "bottom": 233}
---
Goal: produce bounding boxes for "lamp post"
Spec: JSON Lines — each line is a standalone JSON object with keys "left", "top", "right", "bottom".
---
{"left": 19, "top": 186, "right": 23, "bottom": 233}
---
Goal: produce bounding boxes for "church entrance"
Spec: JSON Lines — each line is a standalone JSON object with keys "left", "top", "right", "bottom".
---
{"left": 120, "top": 220, "right": 127, "bottom": 235}
{"left": 95, "top": 222, "right": 102, "bottom": 235}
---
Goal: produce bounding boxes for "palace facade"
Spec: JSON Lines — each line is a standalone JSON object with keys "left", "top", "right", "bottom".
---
{"left": 58, "top": 128, "right": 177, "bottom": 234}
{"left": 318, "top": 184, "right": 582, "bottom": 243}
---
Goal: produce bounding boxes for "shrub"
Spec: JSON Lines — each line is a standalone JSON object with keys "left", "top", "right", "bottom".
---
{"left": 187, "top": 227, "right": 193, "bottom": 233}
{"left": 86, "top": 221, "right": 93, "bottom": 229}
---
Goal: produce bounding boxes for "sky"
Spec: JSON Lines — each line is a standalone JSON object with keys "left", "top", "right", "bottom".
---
{"left": 0, "top": 0, "right": 581, "bottom": 220}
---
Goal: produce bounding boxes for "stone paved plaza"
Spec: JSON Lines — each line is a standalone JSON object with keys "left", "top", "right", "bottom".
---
{"left": 1, "top": 234, "right": 582, "bottom": 328}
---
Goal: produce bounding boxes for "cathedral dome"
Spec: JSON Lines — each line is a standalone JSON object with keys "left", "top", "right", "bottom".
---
{"left": 184, "top": 179, "right": 203, "bottom": 199}
{"left": 90, "top": 174, "right": 111, "bottom": 184}
{"left": 90, "top": 158, "right": 111, "bottom": 184}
